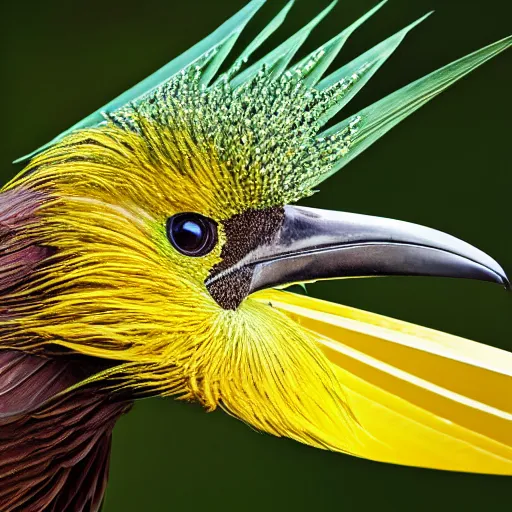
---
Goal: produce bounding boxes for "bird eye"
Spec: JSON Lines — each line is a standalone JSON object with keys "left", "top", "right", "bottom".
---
{"left": 166, "top": 213, "right": 218, "bottom": 257}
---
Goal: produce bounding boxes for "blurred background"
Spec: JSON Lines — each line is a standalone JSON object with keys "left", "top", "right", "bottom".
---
{"left": 1, "top": 0, "right": 511, "bottom": 510}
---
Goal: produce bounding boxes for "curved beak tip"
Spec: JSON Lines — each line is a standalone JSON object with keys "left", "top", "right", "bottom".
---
{"left": 487, "top": 261, "right": 510, "bottom": 290}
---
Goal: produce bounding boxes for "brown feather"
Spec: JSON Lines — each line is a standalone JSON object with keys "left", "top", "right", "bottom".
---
{"left": 0, "top": 188, "right": 53, "bottom": 297}
{"left": 0, "top": 351, "right": 132, "bottom": 512}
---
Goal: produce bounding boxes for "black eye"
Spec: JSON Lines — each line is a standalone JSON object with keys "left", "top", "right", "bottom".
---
{"left": 166, "top": 213, "right": 218, "bottom": 257}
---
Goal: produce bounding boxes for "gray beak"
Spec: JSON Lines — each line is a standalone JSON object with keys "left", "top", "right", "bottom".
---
{"left": 244, "top": 206, "right": 509, "bottom": 293}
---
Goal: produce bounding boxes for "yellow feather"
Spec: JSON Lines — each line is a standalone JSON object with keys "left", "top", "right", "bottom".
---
{"left": 2, "top": 123, "right": 366, "bottom": 454}
{"left": 3, "top": 107, "right": 510, "bottom": 475}
{"left": 255, "top": 289, "right": 512, "bottom": 475}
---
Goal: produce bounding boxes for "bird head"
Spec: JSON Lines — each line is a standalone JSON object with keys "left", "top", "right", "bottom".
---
{"left": 1, "top": 0, "right": 509, "bottom": 454}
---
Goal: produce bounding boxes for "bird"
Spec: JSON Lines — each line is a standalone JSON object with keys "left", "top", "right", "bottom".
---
{"left": 1, "top": 0, "right": 511, "bottom": 509}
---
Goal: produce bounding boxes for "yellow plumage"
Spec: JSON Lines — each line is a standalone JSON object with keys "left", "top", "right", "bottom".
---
{"left": 258, "top": 290, "right": 512, "bottom": 474}
{"left": 2, "top": 123, "right": 364, "bottom": 455}
{"left": 1, "top": 3, "right": 511, "bottom": 497}
{"left": 3, "top": 113, "right": 510, "bottom": 475}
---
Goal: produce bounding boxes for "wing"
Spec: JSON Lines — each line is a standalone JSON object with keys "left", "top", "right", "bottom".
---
{"left": 0, "top": 351, "right": 131, "bottom": 512}
{"left": 255, "top": 289, "right": 512, "bottom": 475}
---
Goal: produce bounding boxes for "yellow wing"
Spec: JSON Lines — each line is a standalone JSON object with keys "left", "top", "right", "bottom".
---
{"left": 255, "top": 289, "right": 512, "bottom": 475}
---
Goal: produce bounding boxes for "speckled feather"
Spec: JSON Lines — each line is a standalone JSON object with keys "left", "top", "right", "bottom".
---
{"left": 108, "top": 62, "right": 362, "bottom": 210}
{"left": 1, "top": 1, "right": 511, "bottom": 508}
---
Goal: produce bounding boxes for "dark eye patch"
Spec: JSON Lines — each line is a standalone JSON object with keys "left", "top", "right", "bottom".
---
{"left": 207, "top": 206, "right": 285, "bottom": 309}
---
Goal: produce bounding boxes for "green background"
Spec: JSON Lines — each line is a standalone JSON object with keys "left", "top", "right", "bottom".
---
{"left": 1, "top": 0, "right": 511, "bottom": 510}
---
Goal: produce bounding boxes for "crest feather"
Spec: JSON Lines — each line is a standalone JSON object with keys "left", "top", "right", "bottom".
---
{"left": 318, "top": 34, "right": 512, "bottom": 184}
{"left": 14, "top": 0, "right": 511, "bottom": 181}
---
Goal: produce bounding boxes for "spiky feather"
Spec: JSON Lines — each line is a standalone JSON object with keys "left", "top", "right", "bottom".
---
{"left": 4, "top": 0, "right": 511, "bottom": 455}
{"left": 1, "top": 2, "right": 511, "bottom": 500}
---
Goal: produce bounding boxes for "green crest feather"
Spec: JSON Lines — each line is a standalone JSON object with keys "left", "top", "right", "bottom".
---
{"left": 14, "top": 0, "right": 511, "bottom": 188}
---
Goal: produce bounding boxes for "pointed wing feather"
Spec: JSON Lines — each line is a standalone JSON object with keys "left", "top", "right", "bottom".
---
{"left": 255, "top": 290, "right": 512, "bottom": 475}
{"left": 316, "top": 34, "right": 512, "bottom": 184}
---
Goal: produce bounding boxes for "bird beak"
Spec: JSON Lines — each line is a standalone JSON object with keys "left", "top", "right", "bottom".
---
{"left": 244, "top": 205, "right": 509, "bottom": 294}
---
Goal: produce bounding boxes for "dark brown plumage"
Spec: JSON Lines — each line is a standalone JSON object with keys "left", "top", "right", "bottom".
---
{"left": 0, "top": 351, "right": 131, "bottom": 511}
